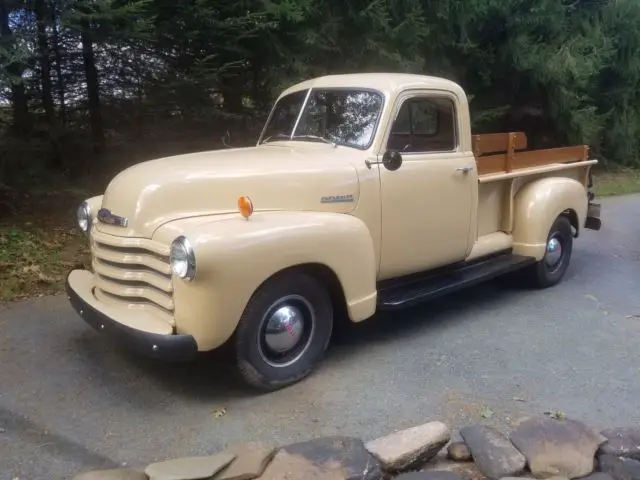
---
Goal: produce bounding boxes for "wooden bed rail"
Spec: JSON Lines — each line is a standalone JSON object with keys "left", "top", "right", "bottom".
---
{"left": 473, "top": 131, "right": 590, "bottom": 176}
{"left": 472, "top": 132, "right": 528, "bottom": 157}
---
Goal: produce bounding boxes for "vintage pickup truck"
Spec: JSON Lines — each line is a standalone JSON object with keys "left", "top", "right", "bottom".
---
{"left": 66, "top": 73, "right": 602, "bottom": 390}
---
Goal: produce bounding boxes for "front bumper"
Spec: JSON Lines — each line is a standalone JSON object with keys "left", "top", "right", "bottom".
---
{"left": 65, "top": 269, "right": 198, "bottom": 362}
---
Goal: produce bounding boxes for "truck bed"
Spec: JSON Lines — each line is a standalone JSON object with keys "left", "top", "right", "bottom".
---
{"left": 471, "top": 131, "right": 597, "bottom": 245}
{"left": 473, "top": 132, "right": 592, "bottom": 177}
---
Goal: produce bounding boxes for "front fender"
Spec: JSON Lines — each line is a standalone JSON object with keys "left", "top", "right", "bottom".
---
{"left": 512, "top": 177, "right": 588, "bottom": 260}
{"left": 155, "top": 211, "right": 378, "bottom": 351}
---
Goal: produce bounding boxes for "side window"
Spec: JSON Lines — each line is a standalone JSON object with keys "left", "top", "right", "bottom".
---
{"left": 387, "top": 96, "right": 456, "bottom": 153}
{"left": 410, "top": 101, "right": 438, "bottom": 136}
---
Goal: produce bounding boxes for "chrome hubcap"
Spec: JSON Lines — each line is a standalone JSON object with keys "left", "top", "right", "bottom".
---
{"left": 264, "top": 305, "right": 305, "bottom": 353}
{"left": 545, "top": 236, "right": 563, "bottom": 267}
{"left": 258, "top": 294, "right": 315, "bottom": 367}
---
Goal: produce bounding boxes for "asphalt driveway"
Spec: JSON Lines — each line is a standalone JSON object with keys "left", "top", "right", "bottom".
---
{"left": 1, "top": 194, "right": 639, "bottom": 480}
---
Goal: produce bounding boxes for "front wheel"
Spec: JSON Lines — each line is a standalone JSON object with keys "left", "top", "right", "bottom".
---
{"left": 523, "top": 215, "right": 574, "bottom": 288}
{"left": 234, "top": 272, "right": 334, "bottom": 391}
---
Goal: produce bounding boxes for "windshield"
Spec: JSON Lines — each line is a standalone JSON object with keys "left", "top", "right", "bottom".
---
{"left": 260, "top": 88, "right": 384, "bottom": 149}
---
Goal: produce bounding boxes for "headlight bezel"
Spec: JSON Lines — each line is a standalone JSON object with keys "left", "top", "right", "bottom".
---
{"left": 170, "top": 235, "right": 196, "bottom": 281}
{"left": 76, "top": 201, "right": 92, "bottom": 233}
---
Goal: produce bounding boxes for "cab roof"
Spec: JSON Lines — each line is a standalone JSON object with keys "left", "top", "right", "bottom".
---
{"left": 279, "top": 73, "right": 467, "bottom": 100}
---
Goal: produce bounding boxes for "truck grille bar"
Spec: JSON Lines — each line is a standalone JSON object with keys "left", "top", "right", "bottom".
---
{"left": 89, "top": 229, "right": 175, "bottom": 326}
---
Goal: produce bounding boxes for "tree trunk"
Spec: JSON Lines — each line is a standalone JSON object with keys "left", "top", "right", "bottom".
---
{"left": 1, "top": 0, "right": 30, "bottom": 136}
{"left": 81, "top": 24, "right": 105, "bottom": 153}
{"left": 133, "top": 44, "right": 144, "bottom": 137}
{"left": 35, "top": 0, "right": 64, "bottom": 168}
{"left": 221, "top": 76, "right": 244, "bottom": 115}
{"left": 50, "top": 0, "right": 66, "bottom": 124}
{"left": 35, "top": 0, "right": 55, "bottom": 123}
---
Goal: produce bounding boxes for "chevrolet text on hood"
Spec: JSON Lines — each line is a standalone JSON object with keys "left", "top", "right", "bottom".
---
{"left": 66, "top": 73, "right": 602, "bottom": 391}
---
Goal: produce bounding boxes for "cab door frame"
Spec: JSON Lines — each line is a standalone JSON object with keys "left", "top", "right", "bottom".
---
{"left": 375, "top": 88, "right": 477, "bottom": 280}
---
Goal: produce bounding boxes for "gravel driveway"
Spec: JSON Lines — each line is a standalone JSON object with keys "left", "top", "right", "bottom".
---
{"left": 1, "top": 194, "right": 639, "bottom": 480}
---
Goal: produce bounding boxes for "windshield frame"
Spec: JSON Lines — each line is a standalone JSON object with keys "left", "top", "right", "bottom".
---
{"left": 257, "top": 86, "right": 386, "bottom": 151}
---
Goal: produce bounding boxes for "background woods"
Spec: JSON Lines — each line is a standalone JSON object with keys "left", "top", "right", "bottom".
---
{"left": 1, "top": 0, "right": 640, "bottom": 301}
{"left": 1, "top": 0, "right": 640, "bottom": 188}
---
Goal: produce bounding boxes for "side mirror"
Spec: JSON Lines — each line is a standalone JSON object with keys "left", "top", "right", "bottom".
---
{"left": 382, "top": 150, "right": 403, "bottom": 171}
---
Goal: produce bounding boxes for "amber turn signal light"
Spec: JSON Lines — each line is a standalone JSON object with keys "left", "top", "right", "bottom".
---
{"left": 238, "top": 196, "right": 254, "bottom": 219}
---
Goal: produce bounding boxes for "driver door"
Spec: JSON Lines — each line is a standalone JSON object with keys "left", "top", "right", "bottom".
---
{"left": 378, "top": 90, "right": 475, "bottom": 280}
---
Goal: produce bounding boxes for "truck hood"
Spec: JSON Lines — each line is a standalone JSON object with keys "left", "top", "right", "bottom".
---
{"left": 96, "top": 143, "right": 361, "bottom": 238}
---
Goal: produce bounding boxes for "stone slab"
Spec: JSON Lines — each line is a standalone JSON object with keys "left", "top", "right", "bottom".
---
{"left": 145, "top": 453, "right": 236, "bottom": 480}
{"left": 365, "top": 421, "right": 451, "bottom": 472}
{"left": 459, "top": 425, "right": 526, "bottom": 480}
{"left": 510, "top": 416, "right": 606, "bottom": 479}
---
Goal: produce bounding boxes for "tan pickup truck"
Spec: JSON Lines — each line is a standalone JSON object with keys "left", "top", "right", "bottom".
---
{"left": 66, "top": 73, "right": 602, "bottom": 390}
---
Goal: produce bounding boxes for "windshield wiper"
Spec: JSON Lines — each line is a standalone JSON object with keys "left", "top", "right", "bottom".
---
{"left": 261, "top": 133, "right": 290, "bottom": 143}
{"left": 291, "top": 134, "right": 337, "bottom": 147}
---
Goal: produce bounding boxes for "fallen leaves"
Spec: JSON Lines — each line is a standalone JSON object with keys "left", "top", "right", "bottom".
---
{"left": 544, "top": 410, "right": 567, "bottom": 420}
{"left": 480, "top": 406, "right": 494, "bottom": 420}
{"left": 1, "top": 224, "right": 88, "bottom": 302}
{"left": 211, "top": 407, "right": 227, "bottom": 418}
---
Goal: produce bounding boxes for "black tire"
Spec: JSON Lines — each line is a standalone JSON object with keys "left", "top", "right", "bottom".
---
{"left": 523, "top": 215, "right": 574, "bottom": 289}
{"left": 235, "top": 271, "right": 334, "bottom": 391}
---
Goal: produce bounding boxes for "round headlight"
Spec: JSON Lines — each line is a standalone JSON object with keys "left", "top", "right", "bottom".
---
{"left": 76, "top": 202, "right": 91, "bottom": 233}
{"left": 170, "top": 236, "right": 196, "bottom": 280}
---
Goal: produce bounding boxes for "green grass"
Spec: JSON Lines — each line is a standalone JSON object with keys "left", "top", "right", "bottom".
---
{"left": 0, "top": 226, "right": 89, "bottom": 302}
{"left": 593, "top": 168, "right": 640, "bottom": 197}
{"left": 0, "top": 183, "right": 92, "bottom": 303}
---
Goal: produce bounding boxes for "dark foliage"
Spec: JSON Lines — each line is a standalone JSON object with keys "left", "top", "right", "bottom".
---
{"left": 1, "top": 0, "right": 639, "bottom": 187}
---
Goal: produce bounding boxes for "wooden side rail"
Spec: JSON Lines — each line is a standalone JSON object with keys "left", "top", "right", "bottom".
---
{"left": 472, "top": 132, "right": 528, "bottom": 157}
{"left": 473, "top": 131, "right": 590, "bottom": 176}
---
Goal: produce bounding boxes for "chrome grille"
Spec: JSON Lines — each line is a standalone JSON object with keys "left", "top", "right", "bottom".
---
{"left": 90, "top": 228, "right": 175, "bottom": 325}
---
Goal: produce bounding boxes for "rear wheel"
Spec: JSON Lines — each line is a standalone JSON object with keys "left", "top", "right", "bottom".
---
{"left": 523, "top": 215, "right": 574, "bottom": 288}
{"left": 235, "top": 271, "right": 334, "bottom": 391}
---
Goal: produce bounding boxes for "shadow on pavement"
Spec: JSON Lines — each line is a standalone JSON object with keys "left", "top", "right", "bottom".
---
{"left": 68, "top": 278, "right": 528, "bottom": 400}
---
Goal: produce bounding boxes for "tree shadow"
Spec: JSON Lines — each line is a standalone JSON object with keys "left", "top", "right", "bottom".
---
{"left": 75, "top": 278, "right": 526, "bottom": 402}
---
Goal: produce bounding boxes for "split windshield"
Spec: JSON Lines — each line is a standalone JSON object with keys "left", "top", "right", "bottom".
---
{"left": 260, "top": 88, "right": 384, "bottom": 149}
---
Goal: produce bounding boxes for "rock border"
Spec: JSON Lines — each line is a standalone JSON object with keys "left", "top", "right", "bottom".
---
{"left": 72, "top": 417, "right": 640, "bottom": 480}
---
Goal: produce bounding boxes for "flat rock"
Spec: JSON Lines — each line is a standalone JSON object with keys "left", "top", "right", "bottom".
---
{"left": 423, "top": 456, "right": 489, "bottom": 480}
{"left": 145, "top": 453, "right": 236, "bottom": 480}
{"left": 215, "top": 442, "right": 276, "bottom": 480}
{"left": 73, "top": 469, "right": 148, "bottom": 480}
{"left": 422, "top": 460, "right": 488, "bottom": 480}
{"left": 448, "top": 442, "right": 472, "bottom": 462}
{"left": 510, "top": 416, "right": 606, "bottom": 479}
{"left": 365, "top": 421, "right": 450, "bottom": 472}
{"left": 395, "top": 472, "right": 465, "bottom": 480}
{"left": 600, "top": 428, "right": 640, "bottom": 460}
{"left": 579, "top": 474, "right": 614, "bottom": 480}
{"left": 459, "top": 425, "right": 526, "bottom": 480}
{"left": 598, "top": 455, "right": 640, "bottom": 480}
{"left": 258, "top": 436, "right": 382, "bottom": 480}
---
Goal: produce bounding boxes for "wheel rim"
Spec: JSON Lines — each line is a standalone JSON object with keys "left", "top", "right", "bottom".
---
{"left": 544, "top": 235, "right": 563, "bottom": 271}
{"left": 257, "top": 294, "right": 316, "bottom": 368}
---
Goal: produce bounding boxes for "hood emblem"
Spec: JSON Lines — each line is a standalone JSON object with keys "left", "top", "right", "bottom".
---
{"left": 97, "top": 208, "right": 128, "bottom": 227}
{"left": 321, "top": 194, "right": 354, "bottom": 204}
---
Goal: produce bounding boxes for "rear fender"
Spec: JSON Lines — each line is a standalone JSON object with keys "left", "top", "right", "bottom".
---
{"left": 512, "top": 177, "right": 588, "bottom": 260}
{"left": 156, "top": 211, "right": 378, "bottom": 351}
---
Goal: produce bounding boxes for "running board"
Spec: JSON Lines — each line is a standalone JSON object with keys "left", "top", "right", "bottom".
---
{"left": 377, "top": 253, "right": 536, "bottom": 310}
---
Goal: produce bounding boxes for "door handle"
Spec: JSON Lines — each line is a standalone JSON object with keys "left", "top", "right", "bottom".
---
{"left": 456, "top": 166, "right": 473, "bottom": 173}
